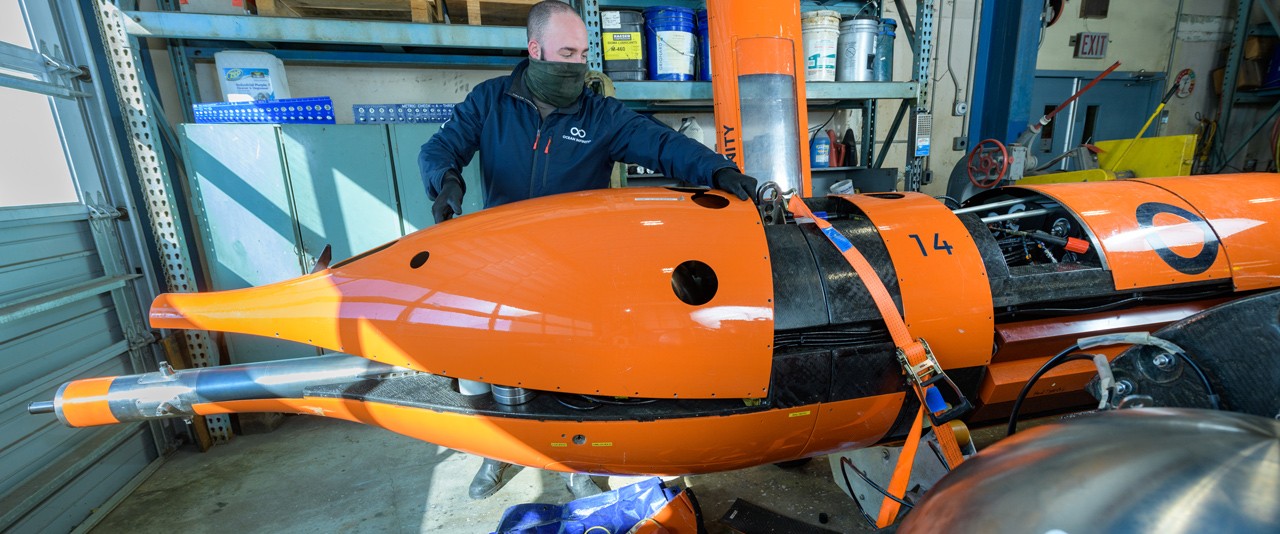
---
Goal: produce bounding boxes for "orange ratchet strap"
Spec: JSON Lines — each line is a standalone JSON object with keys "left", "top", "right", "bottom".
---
{"left": 786, "top": 196, "right": 968, "bottom": 527}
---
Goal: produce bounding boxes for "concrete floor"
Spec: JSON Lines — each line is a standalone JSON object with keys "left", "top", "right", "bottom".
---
{"left": 94, "top": 415, "right": 876, "bottom": 533}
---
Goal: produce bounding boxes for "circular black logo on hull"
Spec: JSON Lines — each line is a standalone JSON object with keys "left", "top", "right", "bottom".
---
{"left": 1135, "top": 202, "right": 1218, "bottom": 275}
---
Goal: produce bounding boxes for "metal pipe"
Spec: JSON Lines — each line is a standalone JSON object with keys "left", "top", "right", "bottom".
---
{"left": 953, "top": 197, "right": 1026, "bottom": 214}
{"left": 981, "top": 208, "right": 1050, "bottom": 224}
{"left": 953, "top": 197, "right": 1061, "bottom": 214}
{"left": 38, "top": 355, "right": 408, "bottom": 427}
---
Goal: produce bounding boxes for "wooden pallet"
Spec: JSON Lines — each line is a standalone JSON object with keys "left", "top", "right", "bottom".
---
{"left": 450, "top": 0, "right": 538, "bottom": 26}
{"left": 257, "top": 0, "right": 441, "bottom": 23}
{"left": 257, "top": 0, "right": 538, "bottom": 26}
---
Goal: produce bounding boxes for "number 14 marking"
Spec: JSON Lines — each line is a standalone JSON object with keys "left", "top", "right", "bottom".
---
{"left": 908, "top": 233, "right": 953, "bottom": 256}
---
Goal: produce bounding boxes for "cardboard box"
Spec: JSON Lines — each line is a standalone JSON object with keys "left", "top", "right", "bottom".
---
{"left": 1244, "top": 36, "right": 1276, "bottom": 61}
{"left": 1213, "top": 59, "right": 1267, "bottom": 94}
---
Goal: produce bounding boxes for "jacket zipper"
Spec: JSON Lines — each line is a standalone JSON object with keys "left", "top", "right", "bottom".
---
{"left": 542, "top": 136, "right": 553, "bottom": 190}
{"left": 509, "top": 89, "right": 574, "bottom": 199}
{"left": 510, "top": 91, "right": 545, "bottom": 199}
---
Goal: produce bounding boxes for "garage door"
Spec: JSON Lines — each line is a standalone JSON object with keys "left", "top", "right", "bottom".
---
{"left": 0, "top": 1, "right": 180, "bottom": 531}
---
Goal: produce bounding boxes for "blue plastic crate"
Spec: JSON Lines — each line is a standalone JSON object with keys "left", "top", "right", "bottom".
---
{"left": 193, "top": 97, "right": 336, "bottom": 124}
{"left": 353, "top": 103, "right": 455, "bottom": 124}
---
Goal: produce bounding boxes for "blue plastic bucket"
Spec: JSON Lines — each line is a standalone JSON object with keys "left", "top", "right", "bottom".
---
{"left": 644, "top": 6, "right": 696, "bottom": 81}
{"left": 696, "top": 9, "right": 711, "bottom": 81}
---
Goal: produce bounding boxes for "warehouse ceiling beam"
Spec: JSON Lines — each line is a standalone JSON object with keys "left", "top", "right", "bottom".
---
{"left": 612, "top": 81, "right": 919, "bottom": 102}
{"left": 119, "top": 8, "right": 528, "bottom": 49}
{"left": 182, "top": 46, "right": 524, "bottom": 69}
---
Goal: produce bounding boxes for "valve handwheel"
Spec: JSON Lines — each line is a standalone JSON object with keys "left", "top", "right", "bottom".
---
{"left": 967, "top": 138, "right": 1009, "bottom": 189}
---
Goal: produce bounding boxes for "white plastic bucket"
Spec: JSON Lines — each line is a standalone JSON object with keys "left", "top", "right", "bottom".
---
{"left": 801, "top": 10, "right": 842, "bottom": 82}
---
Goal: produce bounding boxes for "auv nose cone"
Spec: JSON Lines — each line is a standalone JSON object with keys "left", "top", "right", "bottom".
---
{"left": 145, "top": 188, "right": 775, "bottom": 399}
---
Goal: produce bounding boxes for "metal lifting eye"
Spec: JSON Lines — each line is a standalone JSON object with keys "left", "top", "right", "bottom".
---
{"left": 671, "top": 260, "right": 718, "bottom": 306}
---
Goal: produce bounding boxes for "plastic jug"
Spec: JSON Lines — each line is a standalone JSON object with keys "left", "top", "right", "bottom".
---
{"left": 811, "top": 135, "right": 831, "bottom": 168}
{"left": 678, "top": 117, "right": 712, "bottom": 149}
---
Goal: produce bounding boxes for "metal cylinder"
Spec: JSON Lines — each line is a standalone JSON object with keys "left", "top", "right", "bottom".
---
{"left": 900, "top": 408, "right": 1280, "bottom": 534}
{"left": 39, "top": 355, "right": 406, "bottom": 427}
{"left": 836, "top": 17, "right": 878, "bottom": 82}
{"left": 738, "top": 72, "right": 803, "bottom": 193}
{"left": 491, "top": 385, "right": 536, "bottom": 405}
{"left": 980, "top": 208, "right": 1050, "bottom": 223}
{"left": 27, "top": 400, "right": 54, "bottom": 414}
{"left": 458, "top": 378, "right": 492, "bottom": 396}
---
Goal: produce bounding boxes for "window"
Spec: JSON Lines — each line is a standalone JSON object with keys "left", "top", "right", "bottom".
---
{"left": 1, "top": 2, "right": 32, "bottom": 47}
{"left": 0, "top": 87, "right": 79, "bottom": 206}
{"left": 0, "top": 1, "right": 81, "bottom": 207}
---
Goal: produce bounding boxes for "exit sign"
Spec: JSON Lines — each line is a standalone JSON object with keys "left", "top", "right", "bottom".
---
{"left": 1075, "top": 32, "right": 1109, "bottom": 58}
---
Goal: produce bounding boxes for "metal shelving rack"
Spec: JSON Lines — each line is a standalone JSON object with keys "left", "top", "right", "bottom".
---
{"left": 1209, "top": 0, "right": 1280, "bottom": 172}
{"left": 141, "top": 1, "right": 532, "bottom": 122}
{"left": 126, "top": 0, "right": 934, "bottom": 190}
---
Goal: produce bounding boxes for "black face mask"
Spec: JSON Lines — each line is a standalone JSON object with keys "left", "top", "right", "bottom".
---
{"left": 523, "top": 55, "right": 588, "bottom": 108}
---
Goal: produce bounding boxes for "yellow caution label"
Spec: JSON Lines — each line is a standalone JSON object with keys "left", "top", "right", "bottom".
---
{"left": 603, "top": 32, "right": 643, "bottom": 61}
{"left": 550, "top": 442, "right": 567, "bottom": 447}
{"left": 591, "top": 442, "right": 614, "bottom": 447}
{"left": 788, "top": 410, "right": 812, "bottom": 418}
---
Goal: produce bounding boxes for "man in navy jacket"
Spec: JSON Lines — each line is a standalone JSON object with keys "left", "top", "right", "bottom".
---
{"left": 419, "top": 2, "right": 757, "bottom": 224}
{"left": 417, "top": 1, "right": 758, "bottom": 502}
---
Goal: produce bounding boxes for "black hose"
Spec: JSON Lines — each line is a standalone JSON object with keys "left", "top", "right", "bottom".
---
{"left": 578, "top": 394, "right": 658, "bottom": 405}
{"left": 1007, "top": 344, "right": 1087, "bottom": 436}
{"left": 839, "top": 456, "right": 912, "bottom": 528}
{"left": 1175, "top": 349, "right": 1221, "bottom": 409}
{"left": 1002, "top": 296, "right": 1145, "bottom": 318}
{"left": 554, "top": 394, "right": 600, "bottom": 411}
{"left": 935, "top": 195, "right": 963, "bottom": 209}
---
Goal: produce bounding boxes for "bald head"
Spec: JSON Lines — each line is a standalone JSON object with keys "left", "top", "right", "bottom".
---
{"left": 526, "top": 0, "right": 588, "bottom": 63}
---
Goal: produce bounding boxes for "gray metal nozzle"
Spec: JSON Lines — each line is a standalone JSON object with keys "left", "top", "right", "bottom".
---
{"left": 28, "top": 401, "right": 54, "bottom": 414}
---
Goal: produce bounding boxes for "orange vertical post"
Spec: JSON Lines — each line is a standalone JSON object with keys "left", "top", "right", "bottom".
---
{"left": 708, "top": 0, "right": 813, "bottom": 196}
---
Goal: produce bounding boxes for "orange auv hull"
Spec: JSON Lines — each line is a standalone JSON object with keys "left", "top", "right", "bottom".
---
{"left": 153, "top": 188, "right": 776, "bottom": 400}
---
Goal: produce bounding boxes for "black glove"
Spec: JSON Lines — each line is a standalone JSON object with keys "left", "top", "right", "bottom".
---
{"left": 713, "top": 168, "right": 758, "bottom": 201}
{"left": 432, "top": 170, "right": 465, "bottom": 224}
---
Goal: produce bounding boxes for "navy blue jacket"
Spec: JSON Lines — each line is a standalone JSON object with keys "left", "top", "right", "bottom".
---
{"left": 420, "top": 60, "right": 736, "bottom": 208}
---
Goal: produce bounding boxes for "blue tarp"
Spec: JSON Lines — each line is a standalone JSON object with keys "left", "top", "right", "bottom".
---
{"left": 493, "top": 477, "right": 681, "bottom": 534}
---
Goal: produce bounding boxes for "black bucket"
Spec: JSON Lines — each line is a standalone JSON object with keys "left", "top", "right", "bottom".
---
{"left": 602, "top": 10, "right": 646, "bottom": 81}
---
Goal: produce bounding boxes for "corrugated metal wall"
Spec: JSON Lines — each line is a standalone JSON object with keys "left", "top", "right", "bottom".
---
{"left": 0, "top": 207, "right": 161, "bottom": 533}
{"left": 1, "top": 1, "right": 180, "bottom": 532}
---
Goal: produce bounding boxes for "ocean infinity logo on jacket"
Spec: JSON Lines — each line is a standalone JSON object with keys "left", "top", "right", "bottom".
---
{"left": 563, "top": 126, "right": 592, "bottom": 144}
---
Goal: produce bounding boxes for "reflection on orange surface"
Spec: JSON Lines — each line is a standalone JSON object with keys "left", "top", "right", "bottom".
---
{"left": 153, "top": 188, "right": 775, "bottom": 399}
{"left": 1017, "top": 180, "right": 1232, "bottom": 289}
{"left": 1135, "top": 174, "right": 1280, "bottom": 291}
{"left": 59, "top": 377, "right": 116, "bottom": 427}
